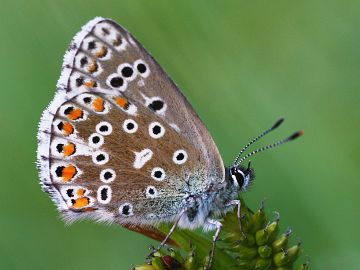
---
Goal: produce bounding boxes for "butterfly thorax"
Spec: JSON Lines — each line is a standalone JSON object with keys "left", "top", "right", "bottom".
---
{"left": 177, "top": 165, "right": 254, "bottom": 230}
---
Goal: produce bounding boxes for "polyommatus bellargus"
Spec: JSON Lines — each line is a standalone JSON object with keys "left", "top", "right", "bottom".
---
{"left": 37, "top": 17, "right": 303, "bottom": 268}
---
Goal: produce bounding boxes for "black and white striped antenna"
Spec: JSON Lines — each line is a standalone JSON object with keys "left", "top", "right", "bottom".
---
{"left": 233, "top": 118, "right": 285, "bottom": 166}
{"left": 236, "top": 130, "right": 304, "bottom": 165}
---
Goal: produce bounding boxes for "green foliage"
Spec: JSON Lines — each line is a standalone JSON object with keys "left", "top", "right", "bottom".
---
{"left": 135, "top": 200, "right": 309, "bottom": 270}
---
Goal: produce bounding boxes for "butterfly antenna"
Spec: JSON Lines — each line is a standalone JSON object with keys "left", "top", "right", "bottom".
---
{"left": 233, "top": 118, "right": 285, "bottom": 165}
{"left": 236, "top": 130, "right": 304, "bottom": 165}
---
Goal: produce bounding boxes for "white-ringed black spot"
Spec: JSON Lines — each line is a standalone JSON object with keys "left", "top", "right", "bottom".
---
{"left": 99, "top": 126, "right": 108, "bottom": 132}
{"left": 172, "top": 149, "right": 188, "bottom": 165}
{"left": 119, "top": 203, "right": 133, "bottom": 217}
{"left": 89, "top": 133, "right": 104, "bottom": 148}
{"left": 97, "top": 154, "right": 105, "bottom": 161}
{"left": 151, "top": 167, "right": 165, "bottom": 181}
{"left": 134, "top": 59, "right": 150, "bottom": 78}
{"left": 66, "top": 189, "right": 74, "bottom": 198}
{"left": 122, "top": 205, "right": 130, "bottom": 215}
{"left": 117, "top": 63, "right": 136, "bottom": 81}
{"left": 80, "top": 57, "right": 88, "bottom": 67}
{"left": 55, "top": 166, "right": 64, "bottom": 177}
{"left": 127, "top": 122, "right": 134, "bottom": 129}
{"left": 97, "top": 185, "right": 111, "bottom": 204}
{"left": 137, "top": 63, "right": 147, "bottom": 73}
{"left": 107, "top": 73, "right": 128, "bottom": 91}
{"left": 96, "top": 122, "right": 112, "bottom": 136}
{"left": 104, "top": 171, "right": 112, "bottom": 179}
{"left": 92, "top": 151, "right": 109, "bottom": 165}
{"left": 123, "top": 119, "right": 138, "bottom": 134}
{"left": 88, "top": 41, "right": 96, "bottom": 50}
{"left": 92, "top": 136, "right": 100, "bottom": 144}
{"left": 148, "top": 100, "right": 164, "bottom": 111}
{"left": 56, "top": 144, "right": 64, "bottom": 153}
{"left": 153, "top": 125, "right": 161, "bottom": 135}
{"left": 149, "top": 122, "right": 165, "bottom": 139}
{"left": 145, "top": 186, "right": 158, "bottom": 198}
{"left": 76, "top": 77, "right": 84, "bottom": 87}
{"left": 64, "top": 106, "right": 74, "bottom": 115}
{"left": 110, "top": 76, "right": 123, "bottom": 88}
{"left": 121, "top": 66, "right": 133, "bottom": 78}
{"left": 100, "top": 168, "right": 116, "bottom": 183}
{"left": 101, "top": 189, "right": 107, "bottom": 200}
{"left": 57, "top": 122, "right": 64, "bottom": 131}
{"left": 83, "top": 97, "right": 92, "bottom": 103}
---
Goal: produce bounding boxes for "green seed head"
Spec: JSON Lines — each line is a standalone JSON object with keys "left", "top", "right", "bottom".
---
{"left": 135, "top": 200, "right": 308, "bottom": 270}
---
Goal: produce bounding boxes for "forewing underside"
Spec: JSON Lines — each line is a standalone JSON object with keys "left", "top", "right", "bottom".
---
{"left": 37, "top": 17, "right": 224, "bottom": 225}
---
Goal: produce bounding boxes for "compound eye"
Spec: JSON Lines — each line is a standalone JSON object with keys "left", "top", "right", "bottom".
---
{"left": 231, "top": 168, "right": 245, "bottom": 188}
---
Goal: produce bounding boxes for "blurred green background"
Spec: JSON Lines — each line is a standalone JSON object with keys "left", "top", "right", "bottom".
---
{"left": 0, "top": 0, "right": 359, "bottom": 269}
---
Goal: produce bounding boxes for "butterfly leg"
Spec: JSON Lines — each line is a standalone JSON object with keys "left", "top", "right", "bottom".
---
{"left": 147, "top": 208, "right": 186, "bottom": 259}
{"left": 204, "top": 218, "right": 223, "bottom": 270}
{"left": 226, "top": 200, "right": 246, "bottom": 237}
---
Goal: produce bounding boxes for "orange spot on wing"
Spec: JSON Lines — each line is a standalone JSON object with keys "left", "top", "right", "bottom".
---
{"left": 62, "top": 165, "right": 77, "bottom": 182}
{"left": 62, "top": 122, "right": 74, "bottom": 136}
{"left": 87, "top": 61, "right": 98, "bottom": 73}
{"left": 84, "top": 81, "right": 96, "bottom": 88}
{"left": 114, "top": 97, "right": 129, "bottom": 109}
{"left": 76, "top": 188, "right": 86, "bottom": 196}
{"left": 67, "top": 108, "right": 83, "bottom": 120}
{"left": 72, "top": 197, "right": 90, "bottom": 208}
{"left": 96, "top": 47, "right": 108, "bottom": 58}
{"left": 63, "top": 143, "right": 76, "bottom": 157}
{"left": 92, "top": 97, "right": 105, "bottom": 112}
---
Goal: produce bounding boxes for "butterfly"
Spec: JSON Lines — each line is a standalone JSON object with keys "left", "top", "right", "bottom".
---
{"left": 37, "top": 17, "right": 302, "bottom": 269}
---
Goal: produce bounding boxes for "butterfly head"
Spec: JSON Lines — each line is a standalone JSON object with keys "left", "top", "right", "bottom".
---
{"left": 227, "top": 162, "right": 254, "bottom": 191}
{"left": 227, "top": 118, "right": 303, "bottom": 192}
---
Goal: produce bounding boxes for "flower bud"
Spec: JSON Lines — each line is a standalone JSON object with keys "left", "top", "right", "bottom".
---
{"left": 273, "top": 244, "right": 301, "bottom": 267}
{"left": 236, "top": 245, "right": 258, "bottom": 259}
{"left": 258, "top": 245, "right": 272, "bottom": 258}
{"left": 251, "top": 206, "right": 266, "bottom": 233}
{"left": 272, "top": 229, "right": 291, "bottom": 253}
{"left": 256, "top": 229, "right": 269, "bottom": 246}
{"left": 266, "top": 220, "right": 280, "bottom": 243}
{"left": 254, "top": 258, "right": 272, "bottom": 270}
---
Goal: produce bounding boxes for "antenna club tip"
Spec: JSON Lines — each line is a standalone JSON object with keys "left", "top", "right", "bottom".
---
{"left": 272, "top": 118, "right": 285, "bottom": 129}
{"left": 287, "top": 130, "right": 304, "bottom": 141}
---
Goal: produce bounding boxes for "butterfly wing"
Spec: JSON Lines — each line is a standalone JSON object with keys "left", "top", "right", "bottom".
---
{"left": 37, "top": 17, "right": 224, "bottom": 226}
